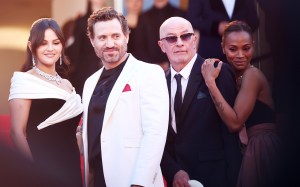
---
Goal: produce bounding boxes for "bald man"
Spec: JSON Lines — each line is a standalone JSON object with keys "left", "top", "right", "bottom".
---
{"left": 133, "top": 0, "right": 186, "bottom": 71}
{"left": 158, "top": 17, "right": 242, "bottom": 187}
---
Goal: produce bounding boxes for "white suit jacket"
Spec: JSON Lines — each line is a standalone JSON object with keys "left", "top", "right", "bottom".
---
{"left": 82, "top": 54, "right": 169, "bottom": 187}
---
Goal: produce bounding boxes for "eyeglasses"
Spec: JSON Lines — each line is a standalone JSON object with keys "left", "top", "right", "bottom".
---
{"left": 160, "top": 33, "right": 194, "bottom": 44}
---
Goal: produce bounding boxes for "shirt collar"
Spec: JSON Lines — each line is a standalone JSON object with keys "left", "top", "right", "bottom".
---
{"left": 171, "top": 54, "right": 197, "bottom": 80}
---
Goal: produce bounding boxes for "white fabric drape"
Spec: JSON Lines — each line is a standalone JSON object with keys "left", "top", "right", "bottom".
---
{"left": 8, "top": 72, "right": 83, "bottom": 130}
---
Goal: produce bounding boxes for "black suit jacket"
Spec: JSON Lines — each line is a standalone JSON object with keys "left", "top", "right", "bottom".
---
{"left": 161, "top": 55, "right": 242, "bottom": 187}
{"left": 187, "top": 0, "right": 259, "bottom": 62}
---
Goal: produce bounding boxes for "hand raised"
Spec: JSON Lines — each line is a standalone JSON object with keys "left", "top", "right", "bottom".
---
{"left": 201, "top": 58, "right": 222, "bottom": 86}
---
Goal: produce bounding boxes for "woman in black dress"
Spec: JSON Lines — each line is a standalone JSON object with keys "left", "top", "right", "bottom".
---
{"left": 9, "top": 18, "right": 83, "bottom": 187}
{"left": 201, "top": 20, "right": 282, "bottom": 187}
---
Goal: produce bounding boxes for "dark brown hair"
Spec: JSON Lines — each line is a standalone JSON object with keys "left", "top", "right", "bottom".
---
{"left": 87, "top": 7, "right": 129, "bottom": 39}
{"left": 22, "top": 18, "right": 70, "bottom": 78}
{"left": 222, "top": 20, "right": 253, "bottom": 43}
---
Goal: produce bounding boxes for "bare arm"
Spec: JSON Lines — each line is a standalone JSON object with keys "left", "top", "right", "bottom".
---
{"left": 201, "top": 59, "right": 258, "bottom": 132}
{"left": 9, "top": 99, "right": 33, "bottom": 160}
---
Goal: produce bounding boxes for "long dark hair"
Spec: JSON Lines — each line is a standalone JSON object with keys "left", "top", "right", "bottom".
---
{"left": 22, "top": 18, "right": 70, "bottom": 79}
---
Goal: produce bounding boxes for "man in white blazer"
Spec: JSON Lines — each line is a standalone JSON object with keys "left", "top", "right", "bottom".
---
{"left": 81, "top": 7, "right": 169, "bottom": 187}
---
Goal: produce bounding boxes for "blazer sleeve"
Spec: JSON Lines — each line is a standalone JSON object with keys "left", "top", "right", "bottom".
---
{"left": 130, "top": 64, "right": 169, "bottom": 186}
{"left": 160, "top": 128, "right": 182, "bottom": 185}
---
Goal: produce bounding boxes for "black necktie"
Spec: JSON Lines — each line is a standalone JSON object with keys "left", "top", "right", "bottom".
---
{"left": 174, "top": 74, "right": 182, "bottom": 129}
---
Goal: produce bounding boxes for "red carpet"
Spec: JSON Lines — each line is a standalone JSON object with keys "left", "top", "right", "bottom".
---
{"left": 0, "top": 115, "right": 13, "bottom": 146}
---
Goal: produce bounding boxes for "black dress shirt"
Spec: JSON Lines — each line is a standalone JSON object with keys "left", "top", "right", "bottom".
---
{"left": 87, "top": 56, "right": 128, "bottom": 186}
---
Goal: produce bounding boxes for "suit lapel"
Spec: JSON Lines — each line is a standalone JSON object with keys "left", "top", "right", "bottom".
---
{"left": 102, "top": 55, "right": 138, "bottom": 128}
{"left": 82, "top": 69, "right": 102, "bottom": 148}
{"left": 232, "top": 0, "right": 242, "bottom": 18}
{"left": 84, "top": 69, "right": 103, "bottom": 109}
{"left": 166, "top": 69, "right": 171, "bottom": 98}
{"left": 180, "top": 56, "right": 205, "bottom": 127}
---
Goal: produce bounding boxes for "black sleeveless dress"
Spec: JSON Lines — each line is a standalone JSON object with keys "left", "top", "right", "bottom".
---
{"left": 26, "top": 99, "right": 83, "bottom": 187}
{"left": 237, "top": 100, "right": 281, "bottom": 187}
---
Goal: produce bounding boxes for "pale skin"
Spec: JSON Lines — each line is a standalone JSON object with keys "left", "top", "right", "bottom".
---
{"left": 158, "top": 16, "right": 198, "bottom": 187}
{"left": 10, "top": 28, "right": 73, "bottom": 161}
{"left": 201, "top": 31, "right": 274, "bottom": 132}
{"left": 89, "top": 18, "right": 129, "bottom": 70}
{"left": 158, "top": 17, "right": 197, "bottom": 73}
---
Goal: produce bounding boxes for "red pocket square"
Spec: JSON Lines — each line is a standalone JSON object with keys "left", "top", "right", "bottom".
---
{"left": 122, "top": 84, "right": 131, "bottom": 92}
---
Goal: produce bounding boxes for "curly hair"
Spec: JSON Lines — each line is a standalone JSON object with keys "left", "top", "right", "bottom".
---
{"left": 87, "top": 7, "right": 129, "bottom": 39}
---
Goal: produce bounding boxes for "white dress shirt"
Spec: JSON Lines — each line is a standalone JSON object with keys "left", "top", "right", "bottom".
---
{"left": 222, "top": 0, "right": 236, "bottom": 18}
{"left": 170, "top": 54, "right": 197, "bottom": 133}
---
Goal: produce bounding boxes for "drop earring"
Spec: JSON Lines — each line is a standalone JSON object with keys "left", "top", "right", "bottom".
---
{"left": 32, "top": 56, "right": 36, "bottom": 66}
{"left": 60, "top": 55, "right": 62, "bottom": 65}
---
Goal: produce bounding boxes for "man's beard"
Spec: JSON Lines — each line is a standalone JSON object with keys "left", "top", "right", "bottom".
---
{"left": 100, "top": 43, "right": 127, "bottom": 64}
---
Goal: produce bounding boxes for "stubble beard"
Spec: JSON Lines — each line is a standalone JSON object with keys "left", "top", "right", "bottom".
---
{"left": 101, "top": 43, "right": 127, "bottom": 66}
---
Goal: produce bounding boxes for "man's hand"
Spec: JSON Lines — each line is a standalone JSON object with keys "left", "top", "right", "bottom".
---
{"left": 173, "top": 170, "right": 191, "bottom": 187}
{"left": 201, "top": 58, "right": 222, "bottom": 87}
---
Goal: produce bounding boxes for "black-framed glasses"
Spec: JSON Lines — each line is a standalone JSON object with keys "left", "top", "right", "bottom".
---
{"left": 160, "top": 33, "right": 194, "bottom": 44}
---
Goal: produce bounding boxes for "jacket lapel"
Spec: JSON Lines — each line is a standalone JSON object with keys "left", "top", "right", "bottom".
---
{"left": 84, "top": 69, "right": 103, "bottom": 109}
{"left": 102, "top": 55, "right": 138, "bottom": 129}
{"left": 166, "top": 69, "right": 172, "bottom": 102}
{"left": 179, "top": 56, "right": 205, "bottom": 128}
{"left": 232, "top": 0, "right": 242, "bottom": 18}
{"left": 211, "top": 0, "right": 227, "bottom": 13}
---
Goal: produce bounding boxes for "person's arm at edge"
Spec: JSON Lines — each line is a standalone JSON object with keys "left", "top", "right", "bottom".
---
{"left": 9, "top": 99, "right": 33, "bottom": 161}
